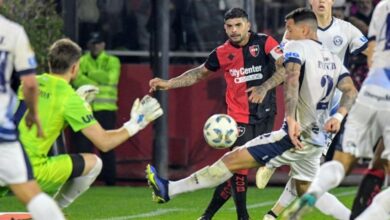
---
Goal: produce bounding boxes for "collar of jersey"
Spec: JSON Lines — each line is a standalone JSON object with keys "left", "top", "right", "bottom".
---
{"left": 317, "top": 17, "right": 334, "bottom": 32}
{"left": 42, "top": 73, "right": 69, "bottom": 84}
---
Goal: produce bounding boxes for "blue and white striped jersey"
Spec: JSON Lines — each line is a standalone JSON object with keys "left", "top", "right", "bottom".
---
{"left": 0, "top": 15, "right": 37, "bottom": 141}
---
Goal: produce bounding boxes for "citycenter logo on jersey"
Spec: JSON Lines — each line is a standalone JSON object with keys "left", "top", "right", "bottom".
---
{"left": 229, "top": 65, "right": 263, "bottom": 83}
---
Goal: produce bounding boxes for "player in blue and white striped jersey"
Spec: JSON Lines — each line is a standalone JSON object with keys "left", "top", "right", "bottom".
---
{"left": 286, "top": 1, "right": 390, "bottom": 219}
{"left": 0, "top": 0, "right": 64, "bottom": 218}
{"left": 261, "top": 1, "right": 368, "bottom": 219}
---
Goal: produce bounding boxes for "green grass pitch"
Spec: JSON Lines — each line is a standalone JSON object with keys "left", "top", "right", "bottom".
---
{"left": 0, "top": 186, "right": 357, "bottom": 219}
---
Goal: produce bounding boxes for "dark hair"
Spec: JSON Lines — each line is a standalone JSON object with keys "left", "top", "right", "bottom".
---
{"left": 48, "top": 38, "right": 82, "bottom": 74}
{"left": 224, "top": 8, "right": 248, "bottom": 21}
{"left": 285, "top": 8, "right": 317, "bottom": 29}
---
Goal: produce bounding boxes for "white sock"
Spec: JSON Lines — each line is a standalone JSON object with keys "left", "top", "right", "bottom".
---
{"left": 54, "top": 156, "right": 102, "bottom": 208}
{"left": 27, "top": 193, "right": 65, "bottom": 220}
{"left": 308, "top": 161, "right": 345, "bottom": 198}
{"left": 356, "top": 187, "right": 390, "bottom": 220}
{"left": 277, "top": 178, "right": 297, "bottom": 208}
{"left": 169, "top": 160, "right": 233, "bottom": 198}
{"left": 315, "top": 192, "right": 351, "bottom": 220}
{"left": 272, "top": 177, "right": 350, "bottom": 220}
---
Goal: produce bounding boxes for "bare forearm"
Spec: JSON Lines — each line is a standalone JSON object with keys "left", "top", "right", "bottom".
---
{"left": 22, "top": 79, "right": 39, "bottom": 115}
{"left": 284, "top": 64, "right": 300, "bottom": 118}
{"left": 92, "top": 128, "right": 130, "bottom": 152}
{"left": 366, "top": 41, "right": 376, "bottom": 68}
{"left": 262, "top": 66, "right": 285, "bottom": 91}
{"left": 338, "top": 90, "right": 357, "bottom": 115}
{"left": 169, "top": 65, "right": 209, "bottom": 88}
{"left": 337, "top": 77, "right": 358, "bottom": 115}
{"left": 284, "top": 76, "right": 299, "bottom": 118}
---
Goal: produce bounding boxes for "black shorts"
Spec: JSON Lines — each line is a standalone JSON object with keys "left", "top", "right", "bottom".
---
{"left": 233, "top": 114, "right": 275, "bottom": 147}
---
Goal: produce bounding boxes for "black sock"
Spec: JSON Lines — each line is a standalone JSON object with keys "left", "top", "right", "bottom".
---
{"left": 201, "top": 180, "right": 232, "bottom": 218}
{"left": 231, "top": 173, "right": 249, "bottom": 220}
{"left": 350, "top": 168, "right": 385, "bottom": 220}
{"left": 267, "top": 210, "right": 278, "bottom": 218}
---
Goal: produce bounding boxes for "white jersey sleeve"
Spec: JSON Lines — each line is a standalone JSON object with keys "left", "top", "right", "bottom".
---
{"left": 347, "top": 22, "right": 368, "bottom": 55}
{"left": 283, "top": 41, "right": 305, "bottom": 65}
{"left": 337, "top": 64, "right": 350, "bottom": 84}
{"left": 14, "top": 27, "right": 37, "bottom": 75}
{"left": 368, "top": 0, "right": 390, "bottom": 69}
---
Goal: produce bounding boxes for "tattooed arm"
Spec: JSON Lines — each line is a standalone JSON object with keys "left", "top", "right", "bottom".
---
{"left": 246, "top": 57, "right": 286, "bottom": 103}
{"left": 284, "top": 62, "right": 301, "bottom": 119}
{"left": 337, "top": 76, "right": 358, "bottom": 115}
{"left": 324, "top": 76, "right": 358, "bottom": 133}
{"left": 149, "top": 64, "right": 212, "bottom": 92}
{"left": 284, "top": 62, "right": 304, "bottom": 149}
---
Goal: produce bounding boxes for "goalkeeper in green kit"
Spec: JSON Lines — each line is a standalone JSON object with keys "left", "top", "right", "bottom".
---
{"left": 13, "top": 38, "right": 163, "bottom": 209}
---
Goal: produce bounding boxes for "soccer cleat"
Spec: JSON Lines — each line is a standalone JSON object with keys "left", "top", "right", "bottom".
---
{"left": 256, "top": 166, "right": 276, "bottom": 189}
{"left": 281, "top": 193, "right": 317, "bottom": 220}
{"left": 146, "top": 164, "right": 170, "bottom": 203}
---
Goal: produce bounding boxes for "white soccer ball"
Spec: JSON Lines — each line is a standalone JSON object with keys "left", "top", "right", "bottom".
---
{"left": 203, "top": 114, "right": 239, "bottom": 149}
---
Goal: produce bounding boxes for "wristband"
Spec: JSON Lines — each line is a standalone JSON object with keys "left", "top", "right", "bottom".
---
{"left": 332, "top": 112, "right": 344, "bottom": 122}
{"left": 123, "top": 121, "right": 139, "bottom": 137}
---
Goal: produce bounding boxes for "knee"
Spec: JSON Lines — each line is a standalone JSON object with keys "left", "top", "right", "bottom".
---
{"left": 295, "top": 179, "right": 310, "bottom": 196}
{"left": 333, "top": 151, "right": 356, "bottom": 174}
{"left": 221, "top": 149, "right": 240, "bottom": 171}
{"left": 81, "top": 154, "right": 102, "bottom": 176}
{"left": 221, "top": 147, "right": 254, "bottom": 172}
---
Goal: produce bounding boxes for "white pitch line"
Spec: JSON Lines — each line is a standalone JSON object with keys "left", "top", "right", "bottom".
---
{"left": 97, "top": 208, "right": 186, "bottom": 220}
{"left": 228, "top": 201, "right": 276, "bottom": 211}
{"left": 99, "top": 189, "right": 357, "bottom": 220}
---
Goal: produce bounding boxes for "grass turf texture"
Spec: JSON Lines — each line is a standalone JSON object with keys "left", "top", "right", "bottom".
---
{"left": 0, "top": 186, "right": 356, "bottom": 219}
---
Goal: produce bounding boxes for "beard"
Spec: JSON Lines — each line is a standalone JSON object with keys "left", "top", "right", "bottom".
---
{"left": 229, "top": 35, "right": 243, "bottom": 45}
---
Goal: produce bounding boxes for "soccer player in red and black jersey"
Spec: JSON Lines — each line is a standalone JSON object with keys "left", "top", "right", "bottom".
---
{"left": 149, "top": 8, "right": 284, "bottom": 220}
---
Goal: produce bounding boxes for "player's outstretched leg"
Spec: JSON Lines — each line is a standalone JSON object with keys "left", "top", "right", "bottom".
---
{"left": 281, "top": 193, "right": 317, "bottom": 220}
{"left": 282, "top": 160, "right": 346, "bottom": 219}
{"left": 146, "top": 164, "right": 170, "bottom": 203}
{"left": 264, "top": 178, "right": 350, "bottom": 220}
{"left": 147, "top": 159, "right": 234, "bottom": 204}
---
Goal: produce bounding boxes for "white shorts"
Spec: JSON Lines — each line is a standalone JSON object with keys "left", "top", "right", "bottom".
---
{"left": 268, "top": 145, "right": 322, "bottom": 182}
{"left": 342, "top": 84, "right": 390, "bottom": 161}
{"left": 0, "top": 141, "right": 34, "bottom": 186}
{"left": 245, "top": 128, "right": 323, "bottom": 182}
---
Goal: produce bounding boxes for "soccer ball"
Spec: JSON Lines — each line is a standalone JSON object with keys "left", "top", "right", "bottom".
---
{"left": 203, "top": 114, "right": 239, "bottom": 149}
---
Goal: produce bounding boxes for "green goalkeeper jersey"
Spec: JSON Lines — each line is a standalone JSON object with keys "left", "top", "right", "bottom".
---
{"left": 18, "top": 73, "right": 97, "bottom": 164}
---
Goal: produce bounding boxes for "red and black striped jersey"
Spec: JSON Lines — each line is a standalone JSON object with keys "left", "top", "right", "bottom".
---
{"left": 204, "top": 32, "right": 282, "bottom": 124}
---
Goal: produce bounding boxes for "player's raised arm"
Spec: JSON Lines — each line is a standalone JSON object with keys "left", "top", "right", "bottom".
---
{"left": 81, "top": 95, "right": 163, "bottom": 152}
{"left": 149, "top": 64, "right": 212, "bottom": 92}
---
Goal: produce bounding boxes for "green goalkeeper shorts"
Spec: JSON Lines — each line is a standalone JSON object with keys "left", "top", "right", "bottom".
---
{"left": 32, "top": 154, "right": 73, "bottom": 193}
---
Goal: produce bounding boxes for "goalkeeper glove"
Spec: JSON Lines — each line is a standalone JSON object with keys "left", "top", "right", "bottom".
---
{"left": 124, "top": 95, "right": 163, "bottom": 136}
{"left": 76, "top": 85, "right": 99, "bottom": 103}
